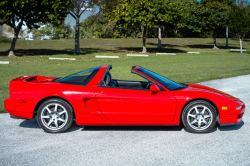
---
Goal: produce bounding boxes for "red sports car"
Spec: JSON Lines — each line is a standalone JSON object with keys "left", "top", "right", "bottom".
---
{"left": 4, "top": 65, "right": 245, "bottom": 133}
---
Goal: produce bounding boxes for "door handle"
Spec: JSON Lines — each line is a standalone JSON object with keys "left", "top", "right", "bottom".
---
{"left": 101, "top": 91, "right": 103, "bottom": 93}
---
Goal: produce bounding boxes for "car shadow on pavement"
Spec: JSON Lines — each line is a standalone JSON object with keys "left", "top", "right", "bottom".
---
{"left": 81, "top": 124, "right": 184, "bottom": 131}
{"left": 65, "top": 122, "right": 82, "bottom": 133}
{"left": 19, "top": 118, "right": 184, "bottom": 132}
{"left": 183, "top": 125, "right": 218, "bottom": 134}
{"left": 19, "top": 118, "right": 40, "bottom": 129}
{"left": 19, "top": 117, "right": 82, "bottom": 133}
{"left": 180, "top": 122, "right": 244, "bottom": 134}
{"left": 19, "top": 118, "right": 244, "bottom": 133}
{"left": 217, "top": 121, "right": 244, "bottom": 131}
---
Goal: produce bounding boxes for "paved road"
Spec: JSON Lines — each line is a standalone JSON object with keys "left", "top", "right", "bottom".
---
{"left": 1, "top": 75, "right": 250, "bottom": 166}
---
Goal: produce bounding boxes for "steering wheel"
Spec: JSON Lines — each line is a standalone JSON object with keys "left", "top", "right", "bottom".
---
{"left": 146, "top": 82, "right": 150, "bottom": 89}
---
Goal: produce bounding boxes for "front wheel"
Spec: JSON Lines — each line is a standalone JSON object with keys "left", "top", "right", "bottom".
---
{"left": 182, "top": 100, "right": 217, "bottom": 133}
{"left": 37, "top": 99, "right": 73, "bottom": 133}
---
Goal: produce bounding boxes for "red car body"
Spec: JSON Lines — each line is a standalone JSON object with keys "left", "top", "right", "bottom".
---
{"left": 4, "top": 65, "right": 245, "bottom": 127}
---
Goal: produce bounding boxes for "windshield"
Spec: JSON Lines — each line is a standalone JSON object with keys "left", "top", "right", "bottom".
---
{"left": 55, "top": 66, "right": 101, "bottom": 86}
{"left": 136, "top": 67, "right": 184, "bottom": 90}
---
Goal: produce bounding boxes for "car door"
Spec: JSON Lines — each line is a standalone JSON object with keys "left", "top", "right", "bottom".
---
{"left": 95, "top": 87, "right": 176, "bottom": 122}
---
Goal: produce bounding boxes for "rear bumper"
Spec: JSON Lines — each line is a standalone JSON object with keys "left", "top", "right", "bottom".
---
{"left": 4, "top": 98, "right": 33, "bottom": 119}
{"left": 10, "top": 115, "right": 29, "bottom": 120}
{"left": 4, "top": 98, "right": 14, "bottom": 112}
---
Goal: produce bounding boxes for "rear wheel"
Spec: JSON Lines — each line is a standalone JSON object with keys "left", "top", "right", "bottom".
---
{"left": 37, "top": 99, "right": 73, "bottom": 133}
{"left": 182, "top": 100, "right": 217, "bottom": 133}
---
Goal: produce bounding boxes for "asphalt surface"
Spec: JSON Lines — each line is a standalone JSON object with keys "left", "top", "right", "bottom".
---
{"left": 1, "top": 75, "right": 250, "bottom": 166}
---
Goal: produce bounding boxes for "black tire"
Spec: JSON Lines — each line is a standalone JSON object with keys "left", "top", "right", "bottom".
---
{"left": 182, "top": 100, "right": 217, "bottom": 133}
{"left": 37, "top": 98, "right": 73, "bottom": 133}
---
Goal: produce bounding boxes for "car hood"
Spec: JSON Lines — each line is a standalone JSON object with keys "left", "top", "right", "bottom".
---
{"left": 185, "top": 83, "right": 242, "bottom": 102}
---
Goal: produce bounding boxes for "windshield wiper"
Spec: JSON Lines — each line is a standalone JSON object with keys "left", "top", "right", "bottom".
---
{"left": 51, "top": 77, "right": 62, "bottom": 82}
{"left": 180, "top": 83, "right": 188, "bottom": 87}
{"left": 171, "top": 86, "right": 185, "bottom": 91}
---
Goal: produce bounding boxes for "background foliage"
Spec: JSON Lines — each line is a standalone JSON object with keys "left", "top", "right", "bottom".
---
{"left": 18, "top": 0, "right": 250, "bottom": 40}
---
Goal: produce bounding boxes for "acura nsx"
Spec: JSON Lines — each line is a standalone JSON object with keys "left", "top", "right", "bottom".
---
{"left": 4, "top": 65, "right": 245, "bottom": 133}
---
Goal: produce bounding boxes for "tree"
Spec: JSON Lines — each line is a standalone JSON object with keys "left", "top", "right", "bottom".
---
{"left": 181, "top": 0, "right": 232, "bottom": 49}
{"left": 0, "top": 0, "right": 71, "bottom": 57}
{"left": 68, "top": 0, "right": 105, "bottom": 53}
{"left": 79, "top": 14, "right": 113, "bottom": 38}
{"left": 107, "top": 0, "right": 181, "bottom": 53}
{"left": 157, "top": 0, "right": 185, "bottom": 48}
{"left": 235, "top": 0, "right": 248, "bottom": 8}
{"left": 228, "top": 5, "right": 250, "bottom": 53}
{"left": 28, "top": 22, "right": 73, "bottom": 40}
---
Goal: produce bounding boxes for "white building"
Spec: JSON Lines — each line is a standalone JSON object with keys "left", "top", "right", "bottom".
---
{"left": 0, "top": 24, "right": 28, "bottom": 39}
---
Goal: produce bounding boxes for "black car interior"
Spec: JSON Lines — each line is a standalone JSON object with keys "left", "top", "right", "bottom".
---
{"left": 103, "top": 72, "right": 151, "bottom": 90}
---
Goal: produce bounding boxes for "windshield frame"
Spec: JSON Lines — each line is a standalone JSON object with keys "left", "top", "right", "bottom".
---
{"left": 134, "top": 67, "right": 184, "bottom": 91}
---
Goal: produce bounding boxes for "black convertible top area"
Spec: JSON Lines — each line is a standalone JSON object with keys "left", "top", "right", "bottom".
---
{"left": 55, "top": 66, "right": 101, "bottom": 86}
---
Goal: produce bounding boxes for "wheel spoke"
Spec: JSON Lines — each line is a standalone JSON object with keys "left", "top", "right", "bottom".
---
{"left": 54, "top": 120, "right": 59, "bottom": 128}
{"left": 59, "top": 110, "right": 66, "bottom": 115}
{"left": 198, "top": 119, "right": 202, "bottom": 129}
{"left": 188, "top": 114, "right": 196, "bottom": 118}
{"left": 203, "top": 119, "right": 208, "bottom": 125}
{"left": 41, "top": 115, "right": 50, "bottom": 119}
{"left": 194, "top": 107, "right": 199, "bottom": 114}
{"left": 54, "top": 104, "right": 58, "bottom": 112}
{"left": 204, "top": 115, "right": 211, "bottom": 119}
{"left": 191, "top": 119, "right": 197, "bottom": 124}
{"left": 47, "top": 120, "right": 53, "bottom": 126}
{"left": 58, "top": 118, "right": 66, "bottom": 123}
{"left": 46, "top": 107, "right": 52, "bottom": 113}
{"left": 201, "top": 107, "right": 206, "bottom": 115}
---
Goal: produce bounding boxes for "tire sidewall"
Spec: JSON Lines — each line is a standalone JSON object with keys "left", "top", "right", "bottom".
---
{"left": 182, "top": 100, "right": 217, "bottom": 133}
{"left": 37, "top": 99, "right": 73, "bottom": 133}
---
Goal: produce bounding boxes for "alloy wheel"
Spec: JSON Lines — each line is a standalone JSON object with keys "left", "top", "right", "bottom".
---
{"left": 40, "top": 103, "right": 68, "bottom": 131}
{"left": 187, "top": 105, "right": 213, "bottom": 131}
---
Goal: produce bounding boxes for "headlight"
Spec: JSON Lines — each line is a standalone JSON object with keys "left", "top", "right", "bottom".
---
{"left": 236, "top": 106, "right": 242, "bottom": 110}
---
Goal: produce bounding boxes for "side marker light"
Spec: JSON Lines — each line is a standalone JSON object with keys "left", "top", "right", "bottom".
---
{"left": 221, "top": 106, "right": 228, "bottom": 110}
{"left": 18, "top": 100, "right": 27, "bottom": 104}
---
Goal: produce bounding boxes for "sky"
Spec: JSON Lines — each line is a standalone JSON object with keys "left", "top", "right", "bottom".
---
{"left": 65, "top": 10, "right": 97, "bottom": 29}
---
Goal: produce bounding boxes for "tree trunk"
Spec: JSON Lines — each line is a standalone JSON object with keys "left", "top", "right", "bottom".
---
{"left": 240, "top": 38, "right": 243, "bottom": 53}
{"left": 142, "top": 26, "right": 147, "bottom": 53}
{"left": 75, "top": 16, "right": 81, "bottom": 54}
{"left": 213, "top": 29, "right": 219, "bottom": 49}
{"left": 141, "top": 26, "right": 144, "bottom": 37}
{"left": 239, "top": 0, "right": 243, "bottom": 9}
{"left": 226, "top": 27, "right": 228, "bottom": 47}
{"left": 8, "top": 28, "right": 20, "bottom": 57}
{"left": 157, "top": 27, "right": 161, "bottom": 48}
{"left": 162, "top": 27, "right": 165, "bottom": 37}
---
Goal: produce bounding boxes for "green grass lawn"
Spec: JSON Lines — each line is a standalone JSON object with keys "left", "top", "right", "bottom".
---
{"left": 1, "top": 37, "right": 250, "bottom": 113}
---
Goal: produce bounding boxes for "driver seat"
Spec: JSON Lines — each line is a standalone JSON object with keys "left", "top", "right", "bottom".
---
{"left": 104, "top": 72, "right": 116, "bottom": 87}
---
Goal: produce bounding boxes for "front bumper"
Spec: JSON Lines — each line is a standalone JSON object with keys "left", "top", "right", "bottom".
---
{"left": 220, "top": 119, "right": 243, "bottom": 126}
{"left": 220, "top": 106, "right": 245, "bottom": 126}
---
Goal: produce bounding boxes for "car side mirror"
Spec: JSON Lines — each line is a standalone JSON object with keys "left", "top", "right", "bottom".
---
{"left": 150, "top": 84, "right": 160, "bottom": 94}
